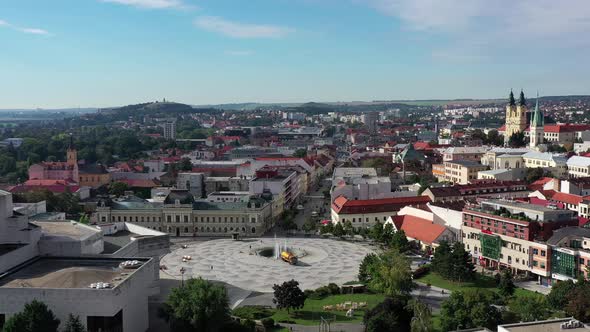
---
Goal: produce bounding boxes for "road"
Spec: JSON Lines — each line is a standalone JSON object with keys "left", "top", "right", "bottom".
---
{"left": 294, "top": 179, "right": 332, "bottom": 230}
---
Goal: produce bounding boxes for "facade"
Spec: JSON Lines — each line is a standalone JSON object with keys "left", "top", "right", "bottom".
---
{"left": 422, "top": 181, "right": 530, "bottom": 202}
{"left": 522, "top": 152, "right": 568, "bottom": 178}
{"left": 481, "top": 147, "right": 531, "bottom": 169}
{"left": 434, "top": 160, "right": 488, "bottom": 184}
{"left": 78, "top": 164, "right": 111, "bottom": 188}
{"left": 249, "top": 167, "right": 303, "bottom": 218}
{"left": 176, "top": 172, "right": 205, "bottom": 198}
{"left": 443, "top": 146, "right": 488, "bottom": 162}
{"left": 361, "top": 112, "right": 378, "bottom": 134}
{"left": 163, "top": 121, "right": 176, "bottom": 140}
{"left": 504, "top": 90, "right": 528, "bottom": 144}
{"left": 94, "top": 190, "right": 273, "bottom": 237}
{"left": 568, "top": 156, "right": 590, "bottom": 178}
{"left": 331, "top": 167, "right": 394, "bottom": 202}
{"left": 29, "top": 146, "right": 79, "bottom": 183}
{"left": 330, "top": 195, "right": 431, "bottom": 229}
{"left": 462, "top": 199, "right": 577, "bottom": 282}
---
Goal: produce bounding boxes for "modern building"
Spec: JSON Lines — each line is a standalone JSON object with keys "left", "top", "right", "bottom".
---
{"left": 361, "top": 112, "right": 378, "bottom": 134}
{"left": 422, "top": 181, "right": 530, "bottom": 202}
{"left": 162, "top": 121, "right": 176, "bottom": 140}
{"left": 433, "top": 160, "right": 488, "bottom": 184}
{"left": 331, "top": 167, "right": 395, "bottom": 203}
{"left": 497, "top": 317, "right": 589, "bottom": 332}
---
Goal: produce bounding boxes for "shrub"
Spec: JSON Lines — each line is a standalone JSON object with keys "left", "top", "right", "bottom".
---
{"left": 327, "top": 283, "right": 341, "bottom": 295}
{"left": 232, "top": 306, "right": 273, "bottom": 320}
{"left": 303, "top": 289, "right": 315, "bottom": 298}
{"left": 261, "top": 318, "right": 275, "bottom": 329}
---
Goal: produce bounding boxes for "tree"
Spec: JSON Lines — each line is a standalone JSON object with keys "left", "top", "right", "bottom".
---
{"left": 565, "top": 281, "right": 590, "bottom": 322}
{"left": 450, "top": 242, "right": 475, "bottom": 282}
{"left": 409, "top": 299, "right": 432, "bottom": 332}
{"left": 343, "top": 220, "right": 354, "bottom": 236}
{"left": 160, "top": 277, "right": 230, "bottom": 332}
{"left": 293, "top": 149, "right": 307, "bottom": 158}
{"left": 272, "top": 279, "right": 306, "bottom": 314}
{"left": 364, "top": 296, "right": 412, "bottom": 332}
{"left": 359, "top": 253, "right": 379, "bottom": 283}
{"left": 430, "top": 241, "right": 453, "bottom": 279}
{"left": 369, "top": 249, "right": 415, "bottom": 296}
{"left": 440, "top": 291, "right": 500, "bottom": 331}
{"left": 390, "top": 230, "right": 410, "bottom": 253}
{"left": 2, "top": 300, "right": 60, "bottom": 332}
{"left": 302, "top": 219, "right": 316, "bottom": 233}
{"left": 332, "top": 222, "right": 345, "bottom": 237}
{"left": 525, "top": 167, "right": 545, "bottom": 184}
{"left": 179, "top": 157, "right": 193, "bottom": 171}
{"left": 486, "top": 130, "right": 504, "bottom": 146}
{"left": 369, "top": 222, "right": 384, "bottom": 242}
{"left": 381, "top": 223, "right": 394, "bottom": 244}
{"left": 108, "top": 181, "right": 129, "bottom": 197}
{"left": 498, "top": 270, "right": 515, "bottom": 297}
{"left": 547, "top": 279, "right": 576, "bottom": 310}
{"left": 508, "top": 132, "right": 526, "bottom": 148}
{"left": 508, "top": 295, "right": 549, "bottom": 322}
{"left": 63, "top": 314, "right": 86, "bottom": 332}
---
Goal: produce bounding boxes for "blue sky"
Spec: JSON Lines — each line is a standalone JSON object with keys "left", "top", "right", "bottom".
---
{"left": 1, "top": 0, "right": 590, "bottom": 108}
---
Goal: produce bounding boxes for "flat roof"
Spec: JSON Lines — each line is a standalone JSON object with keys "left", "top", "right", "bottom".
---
{"left": 102, "top": 230, "right": 139, "bottom": 254}
{"left": 0, "top": 257, "right": 149, "bottom": 289}
{"left": 33, "top": 221, "right": 99, "bottom": 241}
{"left": 0, "top": 244, "right": 26, "bottom": 256}
{"left": 482, "top": 199, "right": 570, "bottom": 214}
{"left": 499, "top": 318, "right": 589, "bottom": 332}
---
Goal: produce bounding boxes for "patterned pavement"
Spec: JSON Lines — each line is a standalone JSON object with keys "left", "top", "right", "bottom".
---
{"left": 160, "top": 238, "right": 375, "bottom": 292}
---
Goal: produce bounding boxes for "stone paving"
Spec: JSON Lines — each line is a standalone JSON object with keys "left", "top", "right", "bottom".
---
{"left": 160, "top": 238, "right": 375, "bottom": 293}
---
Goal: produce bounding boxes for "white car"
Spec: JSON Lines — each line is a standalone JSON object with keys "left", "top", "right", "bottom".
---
{"left": 297, "top": 205, "right": 304, "bottom": 210}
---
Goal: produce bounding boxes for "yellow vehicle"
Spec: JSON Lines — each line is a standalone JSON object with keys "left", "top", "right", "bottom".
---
{"left": 280, "top": 251, "right": 298, "bottom": 265}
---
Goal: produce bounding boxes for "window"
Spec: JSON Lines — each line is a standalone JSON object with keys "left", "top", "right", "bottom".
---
{"left": 167, "top": 216, "right": 171, "bottom": 223}
{"left": 184, "top": 215, "right": 188, "bottom": 223}
{"left": 175, "top": 215, "right": 180, "bottom": 222}
{"left": 533, "top": 248, "right": 539, "bottom": 255}
{"left": 580, "top": 258, "right": 585, "bottom": 265}
{"left": 541, "top": 250, "right": 546, "bottom": 257}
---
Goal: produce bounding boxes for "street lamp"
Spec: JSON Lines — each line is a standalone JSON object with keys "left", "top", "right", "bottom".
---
{"left": 180, "top": 267, "right": 186, "bottom": 287}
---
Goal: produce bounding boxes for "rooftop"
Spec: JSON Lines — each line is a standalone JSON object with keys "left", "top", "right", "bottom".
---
{"left": 33, "top": 221, "right": 99, "bottom": 242}
{"left": 498, "top": 317, "right": 589, "bottom": 332}
{"left": 446, "top": 160, "right": 486, "bottom": 167}
{"left": 0, "top": 257, "right": 149, "bottom": 289}
{"left": 102, "top": 230, "right": 140, "bottom": 254}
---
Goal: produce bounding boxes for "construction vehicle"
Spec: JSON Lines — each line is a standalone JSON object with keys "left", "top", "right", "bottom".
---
{"left": 280, "top": 251, "right": 298, "bottom": 265}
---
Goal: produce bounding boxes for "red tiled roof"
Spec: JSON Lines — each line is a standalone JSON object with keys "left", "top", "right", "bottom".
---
{"left": 332, "top": 196, "right": 431, "bottom": 214}
{"left": 548, "top": 192, "right": 590, "bottom": 206}
{"left": 395, "top": 215, "right": 447, "bottom": 245}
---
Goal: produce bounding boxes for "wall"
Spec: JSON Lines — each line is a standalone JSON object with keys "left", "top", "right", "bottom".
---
{"left": 0, "top": 243, "right": 38, "bottom": 273}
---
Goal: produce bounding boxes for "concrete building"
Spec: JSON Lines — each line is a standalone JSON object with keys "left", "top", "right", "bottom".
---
{"left": 207, "top": 191, "right": 251, "bottom": 203}
{"left": 434, "top": 160, "right": 489, "bottom": 184}
{"left": 95, "top": 190, "right": 273, "bottom": 237}
{"left": 331, "top": 167, "right": 394, "bottom": 203}
{"left": 497, "top": 317, "right": 589, "bottom": 332}
{"left": 361, "top": 112, "right": 378, "bottom": 134}
{"left": 176, "top": 172, "right": 205, "bottom": 198}
{"left": 162, "top": 121, "right": 176, "bottom": 140}
{"left": 443, "top": 146, "right": 489, "bottom": 162}
{"left": 422, "top": 181, "right": 530, "bottom": 203}
{"left": 481, "top": 147, "right": 531, "bottom": 169}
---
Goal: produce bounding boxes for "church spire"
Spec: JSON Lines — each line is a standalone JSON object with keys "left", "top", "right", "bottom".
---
{"left": 531, "top": 92, "right": 543, "bottom": 127}
{"left": 519, "top": 89, "right": 526, "bottom": 106}
{"left": 509, "top": 89, "right": 516, "bottom": 106}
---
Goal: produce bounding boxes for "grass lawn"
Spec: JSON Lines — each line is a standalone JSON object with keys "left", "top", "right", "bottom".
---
{"left": 416, "top": 272, "right": 542, "bottom": 298}
{"left": 269, "top": 293, "right": 385, "bottom": 326}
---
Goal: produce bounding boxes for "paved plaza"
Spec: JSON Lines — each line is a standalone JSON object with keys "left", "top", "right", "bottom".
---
{"left": 160, "top": 237, "right": 375, "bottom": 293}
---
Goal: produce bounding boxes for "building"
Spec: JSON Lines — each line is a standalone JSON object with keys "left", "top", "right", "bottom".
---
{"left": 443, "top": 146, "right": 489, "bottom": 162}
{"left": 568, "top": 156, "right": 590, "bottom": 178}
{"left": 331, "top": 167, "right": 395, "bottom": 203}
{"left": 330, "top": 195, "right": 431, "bottom": 229}
{"left": 522, "top": 152, "right": 568, "bottom": 178}
{"left": 94, "top": 190, "right": 273, "bottom": 237}
{"left": 433, "top": 160, "right": 488, "bottom": 184}
{"left": 249, "top": 167, "right": 303, "bottom": 218}
{"left": 388, "top": 214, "right": 456, "bottom": 251}
{"left": 422, "top": 181, "right": 530, "bottom": 202}
{"left": 162, "top": 121, "right": 176, "bottom": 139}
{"left": 462, "top": 199, "right": 577, "bottom": 279}
{"left": 78, "top": 163, "right": 111, "bottom": 188}
{"left": 207, "top": 191, "right": 251, "bottom": 203}
{"left": 361, "top": 112, "right": 378, "bottom": 134}
{"left": 504, "top": 90, "right": 528, "bottom": 144}
{"left": 529, "top": 95, "right": 544, "bottom": 149}
{"left": 29, "top": 143, "right": 79, "bottom": 183}
{"left": 481, "top": 147, "right": 531, "bottom": 169}
{"left": 497, "top": 318, "right": 589, "bottom": 332}
{"left": 176, "top": 172, "right": 205, "bottom": 198}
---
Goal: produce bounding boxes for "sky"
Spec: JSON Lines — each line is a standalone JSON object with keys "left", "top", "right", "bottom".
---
{"left": 1, "top": 0, "right": 590, "bottom": 108}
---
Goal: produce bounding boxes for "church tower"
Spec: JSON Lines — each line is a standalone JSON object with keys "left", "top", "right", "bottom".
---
{"left": 504, "top": 89, "right": 528, "bottom": 145}
{"left": 529, "top": 93, "right": 544, "bottom": 149}
{"left": 66, "top": 135, "right": 77, "bottom": 166}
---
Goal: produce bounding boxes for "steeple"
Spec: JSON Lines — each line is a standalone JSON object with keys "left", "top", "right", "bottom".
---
{"left": 531, "top": 92, "right": 544, "bottom": 127}
{"left": 519, "top": 89, "right": 526, "bottom": 106}
{"left": 509, "top": 89, "right": 516, "bottom": 106}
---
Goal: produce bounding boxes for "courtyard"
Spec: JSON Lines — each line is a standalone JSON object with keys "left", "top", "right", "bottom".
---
{"left": 160, "top": 237, "right": 375, "bottom": 293}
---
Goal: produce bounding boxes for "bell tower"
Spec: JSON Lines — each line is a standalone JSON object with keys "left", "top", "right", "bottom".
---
{"left": 504, "top": 89, "right": 528, "bottom": 145}
{"left": 66, "top": 134, "right": 77, "bottom": 166}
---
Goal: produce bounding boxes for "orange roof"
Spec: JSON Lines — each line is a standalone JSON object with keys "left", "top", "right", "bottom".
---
{"left": 396, "top": 215, "right": 447, "bottom": 245}
{"left": 550, "top": 192, "right": 585, "bottom": 205}
{"left": 331, "top": 196, "right": 431, "bottom": 214}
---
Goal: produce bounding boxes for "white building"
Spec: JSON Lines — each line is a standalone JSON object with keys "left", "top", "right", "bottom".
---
{"left": 568, "top": 156, "right": 590, "bottom": 178}
{"left": 162, "top": 121, "right": 176, "bottom": 140}
{"left": 522, "top": 152, "right": 568, "bottom": 178}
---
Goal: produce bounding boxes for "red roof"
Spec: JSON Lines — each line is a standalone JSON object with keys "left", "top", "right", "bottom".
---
{"left": 550, "top": 192, "right": 586, "bottom": 206}
{"left": 332, "top": 196, "right": 431, "bottom": 214}
{"left": 394, "top": 215, "right": 447, "bottom": 245}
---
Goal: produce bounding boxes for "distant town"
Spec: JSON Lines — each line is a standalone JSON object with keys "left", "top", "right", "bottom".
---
{"left": 1, "top": 92, "right": 590, "bottom": 332}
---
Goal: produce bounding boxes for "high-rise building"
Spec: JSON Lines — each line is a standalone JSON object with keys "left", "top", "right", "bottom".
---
{"left": 361, "top": 112, "right": 378, "bottom": 134}
{"left": 163, "top": 121, "right": 176, "bottom": 140}
{"left": 504, "top": 90, "right": 528, "bottom": 144}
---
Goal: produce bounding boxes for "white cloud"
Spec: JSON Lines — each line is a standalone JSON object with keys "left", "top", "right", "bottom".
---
{"left": 364, "top": 0, "right": 590, "bottom": 57}
{"left": 100, "top": 0, "right": 187, "bottom": 9}
{"left": 0, "top": 19, "right": 51, "bottom": 36}
{"left": 194, "top": 16, "right": 294, "bottom": 39}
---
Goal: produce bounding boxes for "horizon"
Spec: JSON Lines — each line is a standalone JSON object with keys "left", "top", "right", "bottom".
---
{"left": 2, "top": 0, "right": 590, "bottom": 108}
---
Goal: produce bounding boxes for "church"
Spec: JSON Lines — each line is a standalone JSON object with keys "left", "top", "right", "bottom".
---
{"left": 503, "top": 90, "right": 544, "bottom": 149}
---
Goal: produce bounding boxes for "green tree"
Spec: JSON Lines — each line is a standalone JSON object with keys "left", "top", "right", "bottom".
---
{"left": 390, "top": 230, "right": 410, "bottom": 252}
{"left": 343, "top": 220, "right": 354, "bottom": 236}
{"left": 508, "top": 132, "right": 526, "bottom": 148}
{"left": 108, "top": 181, "right": 130, "bottom": 197}
{"left": 525, "top": 167, "right": 545, "bottom": 184}
{"left": 160, "top": 277, "right": 230, "bottom": 332}
{"left": 2, "top": 300, "right": 60, "bottom": 332}
{"left": 565, "top": 281, "right": 590, "bottom": 322}
{"left": 358, "top": 253, "right": 379, "bottom": 283}
{"left": 63, "top": 314, "right": 86, "bottom": 332}
{"left": 381, "top": 223, "right": 394, "bottom": 244}
{"left": 430, "top": 241, "right": 453, "bottom": 279}
{"left": 369, "top": 249, "right": 415, "bottom": 296}
{"left": 498, "top": 270, "right": 515, "bottom": 297}
{"left": 272, "top": 279, "right": 306, "bottom": 314}
{"left": 293, "top": 149, "right": 307, "bottom": 158}
{"left": 369, "top": 222, "right": 384, "bottom": 242}
{"left": 364, "top": 296, "right": 412, "bottom": 332}
{"left": 409, "top": 299, "right": 432, "bottom": 332}
{"left": 450, "top": 242, "right": 475, "bottom": 282}
{"left": 179, "top": 157, "right": 193, "bottom": 171}
{"left": 332, "top": 222, "right": 345, "bottom": 237}
{"left": 547, "top": 279, "right": 576, "bottom": 310}
{"left": 440, "top": 291, "right": 500, "bottom": 331}
{"left": 508, "top": 295, "right": 549, "bottom": 322}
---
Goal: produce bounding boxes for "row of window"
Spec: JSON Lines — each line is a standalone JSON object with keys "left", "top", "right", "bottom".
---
{"left": 104, "top": 214, "right": 258, "bottom": 224}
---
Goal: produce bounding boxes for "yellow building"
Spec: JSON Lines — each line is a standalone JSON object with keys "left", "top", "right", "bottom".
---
{"left": 504, "top": 90, "right": 528, "bottom": 145}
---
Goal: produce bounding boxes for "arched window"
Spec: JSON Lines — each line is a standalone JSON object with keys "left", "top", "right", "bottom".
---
{"left": 251, "top": 227, "right": 256, "bottom": 234}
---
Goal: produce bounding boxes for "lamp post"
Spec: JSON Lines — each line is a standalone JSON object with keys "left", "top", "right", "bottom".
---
{"left": 180, "top": 267, "right": 186, "bottom": 287}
